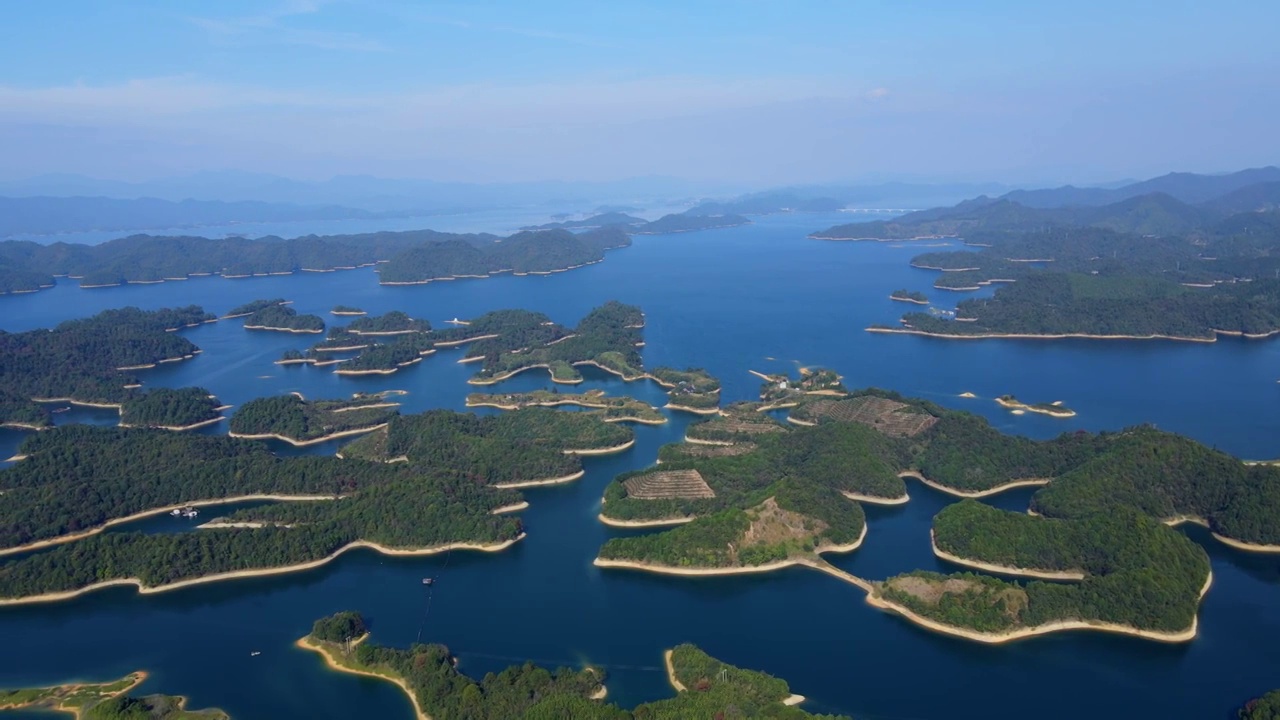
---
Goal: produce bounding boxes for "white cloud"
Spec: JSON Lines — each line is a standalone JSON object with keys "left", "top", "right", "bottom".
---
{"left": 188, "top": 0, "right": 388, "bottom": 53}
{"left": 866, "top": 87, "right": 891, "bottom": 100}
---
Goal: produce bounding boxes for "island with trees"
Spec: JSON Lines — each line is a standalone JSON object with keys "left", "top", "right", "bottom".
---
{"left": 0, "top": 424, "right": 526, "bottom": 602}
{"left": 298, "top": 611, "right": 841, "bottom": 719}
{"left": 755, "top": 367, "right": 848, "bottom": 409}
{"left": 632, "top": 213, "right": 751, "bottom": 235}
{"left": 1238, "top": 690, "right": 1280, "bottom": 720}
{"left": 890, "top": 289, "right": 929, "bottom": 304}
{"left": 0, "top": 671, "right": 228, "bottom": 719}
{"left": 228, "top": 394, "right": 399, "bottom": 445}
{"left": 466, "top": 389, "right": 666, "bottom": 425}
{"left": 594, "top": 383, "right": 1280, "bottom": 643}
{"left": 238, "top": 301, "right": 325, "bottom": 333}
{"left": 120, "top": 387, "right": 226, "bottom": 431}
{"left": 377, "top": 227, "right": 629, "bottom": 284}
{"left": 339, "top": 407, "right": 635, "bottom": 487}
{"left": 330, "top": 305, "right": 366, "bottom": 316}
{"left": 345, "top": 311, "right": 431, "bottom": 336}
{"left": 0, "top": 306, "right": 212, "bottom": 427}
{"left": 333, "top": 334, "right": 436, "bottom": 375}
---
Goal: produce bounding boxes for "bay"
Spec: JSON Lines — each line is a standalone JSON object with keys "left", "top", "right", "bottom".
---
{"left": 0, "top": 211, "right": 1276, "bottom": 719}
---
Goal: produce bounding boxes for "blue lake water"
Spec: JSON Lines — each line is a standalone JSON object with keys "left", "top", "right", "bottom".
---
{"left": 1, "top": 211, "right": 1278, "bottom": 718}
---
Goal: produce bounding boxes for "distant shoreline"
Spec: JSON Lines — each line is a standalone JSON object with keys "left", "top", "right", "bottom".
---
{"left": 930, "top": 531, "right": 1085, "bottom": 580}
{"left": 563, "top": 438, "right": 635, "bottom": 456}
{"left": 492, "top": 470, "right": 585, "bottom": 489}
{"left": 899, "top": 470, "right": 1049, "bottom": 498}
{"left": 597, "top": 514, "right": 695, "bottom": 528}
{"left": 866, "top": 326, "right": 1280, "bottom": 343}
{"left": 296, "top": 635, "right": 431, "bottom": 720}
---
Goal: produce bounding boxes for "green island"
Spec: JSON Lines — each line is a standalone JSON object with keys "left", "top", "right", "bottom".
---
{"left": 995, "top": 395, "right": 1076, "bottom": 418}
{"left": 0, "top": 671, "right": 228, "bottom": 719}
{"left": 754, "top": 367, "right": 849, "bottom": 409}
{"left": 0, "top": 306, "right": 212, "bottom": 427}
{"left": 298, "top": 611, "right": 841, "bottom": 720}
{"left": 833, "top": 194, "right": 1280, "bottom": 339}
{"left": 225, "top": 298, "right": 290, "bottom": 319}
{"left": 0, "top": 424, "right": 527, "bottom": 602}
{"left": 631, "top": 213, "right": 751, "bottom": 235}
{"left": 1238, "top": 690, "right": 1280, "bottom": 719}
{"left": 238, "top": 300, "right": 325, "bottom": 333}
{"left": 594, "top": 384, "right": 1280, "bottom": 642}
{"left": 120, "top": 387, "right": 226, "bottom": 431}
{"left": 377, "top": 227, "right": 629, "bottom": 284}
{"left": 890, "top": 289, "right": 929, "bottom": 304}
{"left": 330, "top": 305, "right": 366, "bottom": 316}
{"left": 345, "top": 311, "right": 431, "bottom": 336}
{"left": 334, "top": 334, "right": 437, "bottom": 375}
{"left": 228, "top": 393, "right": 399, "bottom": 445}
{"left": 339, "top": 407, "right": 635, "bottom": 487}
{"left": 466, "top": 389, "right": 666, "bottom": 425}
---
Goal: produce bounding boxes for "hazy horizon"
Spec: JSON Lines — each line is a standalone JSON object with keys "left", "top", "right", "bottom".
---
{"left": 4, "top": 1, "right": 1278, "bottom": 188}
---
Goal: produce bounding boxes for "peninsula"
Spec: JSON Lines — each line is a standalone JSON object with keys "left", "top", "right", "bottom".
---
{"left": 330, "top": 305, "right": 366, "bottom": 316}
{"left": 297, "top": 611, "right": 840, "bottom": 719}
{"left": 466, "top": 389, "right": 666, "bottom": 424}
{"left": 890, "top": 289, "right": 930, "bottom": 305}
{"left": 120, "top": 387, "right": 226, "bottom": 430}
{"left": 238, "top": 300, "right": 325, "bottom": 333}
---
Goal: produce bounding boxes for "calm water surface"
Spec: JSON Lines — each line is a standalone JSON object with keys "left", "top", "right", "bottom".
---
{"left": 1, "top": 211, "right": 1277, "bottom": 719}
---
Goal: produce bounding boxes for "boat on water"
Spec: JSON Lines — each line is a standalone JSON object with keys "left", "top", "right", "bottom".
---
{"left": 422, "top": 577, "right": 434, "bottom": 586}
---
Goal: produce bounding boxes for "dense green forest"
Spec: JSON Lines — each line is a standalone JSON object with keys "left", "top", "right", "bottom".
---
{"left": 0, "top": 426, "right": 523, "bottom": 597}
{"left": 229, "top": 394, "right": 397, "bottom": 441}
{"left": 120, "top": 387, "right": 223, "bottom": 429}
{"left": 301, "top": 614, "right": 844, "bottom": 719}
{"left": 0, "top": 306, "right": 211, "bottom": 419}
{"left": 345, "top": 311, "right": 431, "bottom": 334}
{"left": 467, "top": 390, "right": 665, "bottom": 424}
{"left": 919, "top": 500, "right": 1211, "bottom": 633}
{"left": 340, "top": 408, "right": 631, "bottom": 486}
{"left": 336, "top": 334, "right": 436, "bottom": 372}
{"left": 377, "top": 227, "right": 629, "bottom": 283}
{"left": 242, "top": 304, "right": 325, "bottom": 332}
{"left": 331, "top": 305, "right": 365, "bottom": 315}
{"left": 890, "top": 289, "right": 929, "bottom": 303}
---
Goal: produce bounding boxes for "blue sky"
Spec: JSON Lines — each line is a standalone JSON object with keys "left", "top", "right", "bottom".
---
{"left": 1, "top": 0, "right": 1277, "bottom": 185}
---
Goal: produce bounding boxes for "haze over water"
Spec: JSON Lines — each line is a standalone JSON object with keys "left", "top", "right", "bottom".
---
{"left": 1, "top": 211, "right": 1278, "bottom": 719}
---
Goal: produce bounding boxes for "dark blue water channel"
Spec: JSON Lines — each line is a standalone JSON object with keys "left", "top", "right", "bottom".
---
{"left": 1, "top": 211, "right": 1278, "bottom": 718}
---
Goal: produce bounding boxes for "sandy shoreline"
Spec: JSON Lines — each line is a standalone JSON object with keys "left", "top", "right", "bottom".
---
{"left": 890, "top": 295, "right": 930, "bottom": 305}
{"left": 597, "top": 514, "right": 696, "bottom": 528}
{"left": 1165, "top": 516, "right": 1280, "bottom": 553}
{"left": 864, "top": 326, "right": 1268, "bottom": 343}
{"left": 0, "top": 493, "right": 341, "bottom": 557}
{"left": 664, "top": 403, "right": 720, "bottom": 415}
{"left": 564, "top": 438, "right": 635, "bottom": 456}
{"left": 0, "top": 535, "right": 526, "bottom": 606}
{"left": 842, "top": 490, "right": 910, "bottom": 506}
{"left": 0, "top": 670, "right": 150, "bottom": 716}
{"left": 467, "top": 364, "right": 584, "bottom": 386}
{"left": 228, "top": 424, "right": 388, "bottom": 447}
{"left": 595, "top": 524, "right": 867, "bottom": 577}
{"left": 899, "top": 470, "right": 1049, "bottom": 498}
{"left": 931, "top": 532, "right": 1085, "bottom": 580}
{"left": 120, "top": 415, "right": 226, "bottom": 432}
{"left": 491, "top": 501, "right": 530, "bottom": 515}
{"left": 995, "top": 397, "right": 1076, "bottom": 418}
{"left": 244, "top": 325, "right": 325, "bottom": 334}
{"left": 493, "top": 470, "right": 585, "bottom": 489}
{"left": 865, "top": 570, "right": 1212, "bottom": 644}
{"left": 296, "top": 635, "right": 431, "bottom": 720}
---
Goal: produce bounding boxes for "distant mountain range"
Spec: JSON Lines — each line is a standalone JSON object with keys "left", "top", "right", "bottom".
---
{"left": 813, "top": 168, "right": 1280, "bottom": 241}
{"left": 1001, "top": 166, "right": 1280, "bottom": 208}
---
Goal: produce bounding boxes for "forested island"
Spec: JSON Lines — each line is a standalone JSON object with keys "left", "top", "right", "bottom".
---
{"left": 0, "top": 424, "right": 526, "bottom": 602}
{"left": 345, "top": 311, "right": 431, "bottom": 335}
{"left": 238, "top": 301, "right": 325, "bottom": 333}
{"left": 755, "top": 367, "right": 848, "bottom": 408}
{"left": 466, "top": 389, "right": 666, "bottom": 424}
{"left": 0, "top": 671, "right": 228, "bottom": 719}
{"left": 299, "top": 611, "right": 839, "bottom": 719}
{"left": 330, "top": 305, "right": 366, "bottom": 316}
{"left": 0, "top": 306, "right": 212, "bottom": 426}
{"left": 890, "top": 289, "right": 929, "bottom": 304}
{"left": 339, "top": 407, "right": 634, "bottom": 487}
{"left": 595, "top": 384, "right": 1280, "bottom": 642}
{"left": 1238, "top": 691, "right": 1280, "bottom": 719}
{"left": 229, "top": 394, "right": 398, "bottom": 445}
{"left": 377, "top": 227, "right": 629, "bottom": 284}
{"left": 120, "top": 387, "right": 225, "bottom": 430}
{"left": 631, "top": 213, "right": 751, "bottom": 235}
